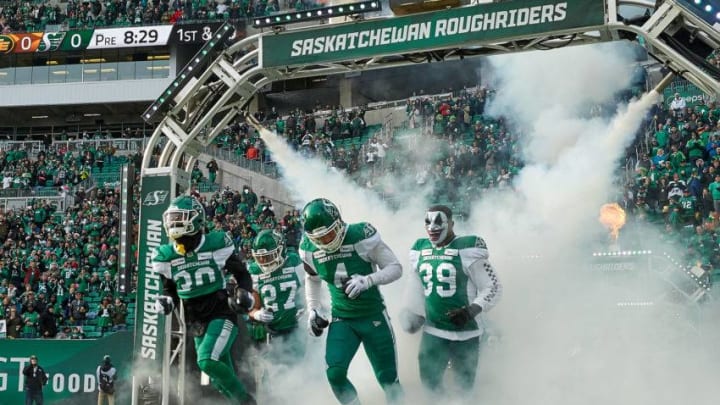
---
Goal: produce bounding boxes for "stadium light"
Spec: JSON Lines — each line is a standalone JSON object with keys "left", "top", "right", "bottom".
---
{"left": 591, "top": 250, "right": 653, "bottom": 257}
{"left": 143, "top": 23, "right": 235, "bottom": 123}
{"left": 678, "top": 0, "right": 720, "bottom": 21}
{"left": 252, "top": 1, "right": 382, "bottom": 28}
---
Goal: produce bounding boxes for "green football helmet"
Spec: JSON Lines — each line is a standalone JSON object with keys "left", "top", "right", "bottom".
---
{"left": 302, "top": 198, "right": 346, "bottom": 253}
{"left": 251, "top": 230, "right": 286, "bottom": 273}
{"left": 163, "top": 195, "right": 206, "bottom": 240}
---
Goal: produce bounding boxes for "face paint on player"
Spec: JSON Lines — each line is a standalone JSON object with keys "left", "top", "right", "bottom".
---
{"left": 425, "top": 210, "right": 450, "bottom": 247}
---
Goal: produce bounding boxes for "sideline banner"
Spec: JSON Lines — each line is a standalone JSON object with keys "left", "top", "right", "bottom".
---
{"left": 261, "top": 0, "right": 605, "bottom": 67}
{"left": 0, "top": 331, "right": 133, "bottom": 404}
{"left": 132, "top": 175, "right": 171, "bottom": 389}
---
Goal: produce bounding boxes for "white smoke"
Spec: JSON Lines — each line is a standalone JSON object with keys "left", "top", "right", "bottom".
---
{"left": 248, "top": 41, "right": 720, "bottom": 405}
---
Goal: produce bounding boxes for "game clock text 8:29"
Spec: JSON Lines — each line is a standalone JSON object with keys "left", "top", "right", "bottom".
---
{"left": 125, "top": 29, "right": 159, "bottom": 44}
{"left": 87, "top": 26, "right": 173, "bottom": 49}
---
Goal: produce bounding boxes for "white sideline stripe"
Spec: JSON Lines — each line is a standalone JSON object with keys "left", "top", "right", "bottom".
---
{"left": 211, "top": 320, "right": 234, "bottom": 360}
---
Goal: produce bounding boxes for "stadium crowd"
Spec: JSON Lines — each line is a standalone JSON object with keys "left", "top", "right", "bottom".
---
{"left": 0, "top": 144, "right": 115, "bottom": 192}
{"left": 4, "top": 81, "right": 720, "bottom": 340}
{"left": 227, "top": 86, "right": 720, "bottom": 281}
{"left": 0, "top": 0, "right": 322, "bottom": 33}
{"left": 0, "top": 145, "right": 299, "bottom": 338}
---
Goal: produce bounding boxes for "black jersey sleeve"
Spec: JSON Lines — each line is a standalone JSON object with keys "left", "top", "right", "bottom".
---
{"left": 225, "top": 253, "right": 253, "bottom": 291}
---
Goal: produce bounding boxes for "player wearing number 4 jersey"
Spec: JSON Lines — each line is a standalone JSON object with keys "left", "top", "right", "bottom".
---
{"left": 402, "top": 205, "right": 502, "bottom": 396}
{"left": 298, "top": 198, "right": 404, "bottom": 405}
{"left": 151, "top": 195, "right": 257, "bottom": 404}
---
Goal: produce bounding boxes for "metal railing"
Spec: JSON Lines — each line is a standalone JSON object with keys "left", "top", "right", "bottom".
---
{"left": 0, "top": 138, "right": 147, "bottom": 159}
{"left": 53, "top": 138, "right": 148, "bottom": 154}
{"left": 0, "top": 193, "right": 74, "bottom": 212}
{"left": 206, "top": 147, "right": 280, "bottom": 178}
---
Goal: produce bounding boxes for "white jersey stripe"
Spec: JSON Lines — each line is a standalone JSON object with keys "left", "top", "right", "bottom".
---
{"left": 210, "top": 320, "right": 234, "bottom": 360}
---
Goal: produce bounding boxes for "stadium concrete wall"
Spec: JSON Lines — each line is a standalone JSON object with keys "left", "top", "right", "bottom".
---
{"left": 4, "top": 78, "right": 173, "bottom": 107}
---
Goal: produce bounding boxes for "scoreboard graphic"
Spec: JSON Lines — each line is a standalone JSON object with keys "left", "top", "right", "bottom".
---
{"left": 0, "top": 22, "right": 228, "bottom": 54}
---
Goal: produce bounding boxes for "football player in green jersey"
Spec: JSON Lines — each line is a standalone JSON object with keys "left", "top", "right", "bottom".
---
{"left": 248, "top": 229, "right": 307, "bottom": 402}
{"left": 249, "top": 230, "right": 306, "bottom": 399}
{"left": 298, "top": 198, "right": 404, "bottom": 405}
{"left": 151, "top": 195, "right": 257, "bottom": 404}
{"left": 401, "top": 205, "right": 502, "bottom": 396}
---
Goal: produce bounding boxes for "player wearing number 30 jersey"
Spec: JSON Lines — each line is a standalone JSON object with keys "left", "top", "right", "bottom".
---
{"left": 299, "top": 198, "right": 404, "bottom": 405}
{"left": 402, "top": 204, "right": 502, "bottom": 397}
{"left": 151, "top": 195, "right": 256, "bottom": 404}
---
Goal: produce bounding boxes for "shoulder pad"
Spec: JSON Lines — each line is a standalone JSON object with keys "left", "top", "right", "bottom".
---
{"left": 361, "top": 222, "right": 377, "bottom": 238}
{"left": 204, "top": 231, "right": 234, "bottom": 249}
{"left": 454, "top": 235, "right": 487, "bottom": 250}
{"left": 411, "top": 238, "right": 430, "bottom": 251}
{"left": 247, "top": 261, "right": 262, "bottom": 275}
{"left": 299, "top": 236, "right": 315, "bottom": 251}
{"left": 457, "top": 236, "right": 489, "bottom": 263}
{"left": 151, "top": 244, "right": 174, "bottom": 262}
{"left": 345, "top": 222, "right": 378, "bottom": 243}
{"left": 285, "top": 252, "right": 302, "bottom": 267}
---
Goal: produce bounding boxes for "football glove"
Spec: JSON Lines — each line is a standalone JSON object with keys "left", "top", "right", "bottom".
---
{"left": 154, "top": 296, "right": 174, "bottom": 315}
{"left": 446, "top": 304, "right": 482, "bottom": 327}
{"left": 399, "top": 309, "right": 425, "bottom": 334}
{"left": 343, "top": 274, "right": 373, "bottom": 299}
{"left": 251, "top": 308, "right": 274, "bottom": 324}
{"left": 307, "top": 309, "right": 329, "bottom": 337}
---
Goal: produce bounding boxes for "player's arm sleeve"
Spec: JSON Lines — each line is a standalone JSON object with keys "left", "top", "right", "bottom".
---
{"left": 357, "top": 230, "right": 402, "bottom": 286}
{"left": 151, "top": 248, "right": 172, "bottom": 279}
{"left": 225, "top": 253, "right": 252, "bottom": 292}
{"left": 162, "top": 277, "right": 180, "bottom": 307}
{"left": 213, "top": 232, "right": 237, "bottom": 269}
{"left": 467, "top": 255, "right": 502, "bottom": 313}
{"left": 299, "top": 247, "right": 322, "bottom": 311}
{"left": 152, "top": 248, "right": 179, "bottom": 304}
{"left": 405, "top": 249, "right": 426, "bottom": 316}
{"left": 304, "top": 272, "right": 322, "bottom": 312}
{"left": 293, "top": 264, "right": 306, "bottom": 311}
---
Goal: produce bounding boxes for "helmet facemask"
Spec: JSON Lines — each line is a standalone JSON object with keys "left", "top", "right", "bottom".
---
{"left": 163, "top": 208, "right": 202, "bottom": 240}
{"left": 253, "top": 245, "right": 285, "bottom": 273}
{"left": 307, "top": 219, "right": 346, "bottom": 253}
{"left": 425, "top": 210, "right": 451, "bottom": 247}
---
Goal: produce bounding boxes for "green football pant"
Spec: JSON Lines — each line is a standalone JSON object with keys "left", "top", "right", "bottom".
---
{"left": 194, "top": 318, "right": 250, "bottom": 402}
{"left": 418, "top": 332, "right": 480, "bottom": 394}
{"left": 325, "top": 311, "right": 403, "bottom": 404}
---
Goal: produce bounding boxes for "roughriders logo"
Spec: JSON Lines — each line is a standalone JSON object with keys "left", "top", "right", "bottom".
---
{"left": 143, "top": 190, "right": 169, "bottom": 206}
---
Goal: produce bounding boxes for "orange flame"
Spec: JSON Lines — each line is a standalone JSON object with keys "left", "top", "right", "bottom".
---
{"left": 599, "top": 203, "right": 626, "bottom": 241}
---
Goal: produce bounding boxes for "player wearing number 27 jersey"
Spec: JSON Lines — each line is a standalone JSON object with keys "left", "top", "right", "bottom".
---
{"left": 299, "top": 198, "right": 404, "bottom": 405}
{"left": 402, "top": 204, "right": 502, "bottom": 397}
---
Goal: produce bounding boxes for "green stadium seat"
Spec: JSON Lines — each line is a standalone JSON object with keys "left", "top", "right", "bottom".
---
{"left": 86, "top": 331, "right": 103, "bottom": 339}
{"left": 82, "top": 325, "right": 97, "bottom": 334}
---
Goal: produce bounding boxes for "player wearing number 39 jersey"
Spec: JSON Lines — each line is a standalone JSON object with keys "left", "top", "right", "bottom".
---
{"left": 402, "top": 205, "right": 502, "bottom": 397}
{"left": 151, "top": 195, "right": 257, "bottom": 404}
{"left": 299, "top": 198, "right": 404, "bottom": 405}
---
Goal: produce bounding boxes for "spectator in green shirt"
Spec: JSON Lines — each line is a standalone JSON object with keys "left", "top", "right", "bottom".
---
{"left": 708, "top": 174, "right": 720, "bottom": 215}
